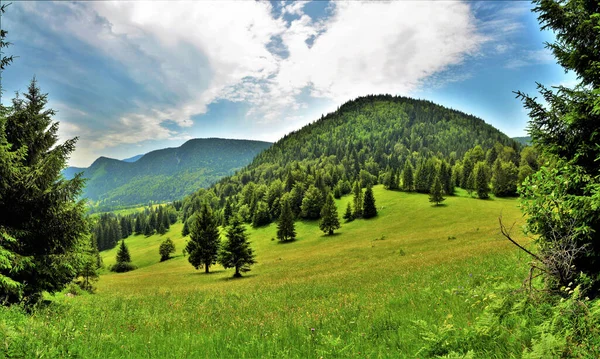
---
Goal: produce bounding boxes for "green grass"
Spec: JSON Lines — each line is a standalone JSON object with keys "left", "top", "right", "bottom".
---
{"left": 2, "top": 186, "right": 532, "bottom": 358}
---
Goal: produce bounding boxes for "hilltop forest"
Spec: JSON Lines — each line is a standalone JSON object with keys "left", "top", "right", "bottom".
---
{"left": 178, "top": 95, "right": 535, "bottom": 229}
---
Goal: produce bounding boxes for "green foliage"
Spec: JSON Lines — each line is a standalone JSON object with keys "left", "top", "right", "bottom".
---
{"left": 491, "top": 158, "right": 518, "bottom": 197}
{"left": 473, "top": 161, "right": 490, "bottom": 199}
{"left": 276, "top": 199, "right": 296, "bottom": 242}
{"left": 252, "top": 201, "right": 271, "bottom": 227}
{"left": 159, "top": 238, "right": 176, "bottom": 262}
{"left": 362, "top": 185, "right": 377, "bottom": 219}
{"left": 402, "top": 160, "right": 414, "bottom": 192}
{"left": 516, "top": 0, "right": 600, "bottom": 294}
{"left": 343, "top": 202, "right": 354, "bottom": 222}
{"left": 0, "top": 76, "right": 88, "bottom": 305}
{"left": 319, "top": 193, "right": 341, "bottom": 235}
{"left": 110, "top": 240, "right": 136, "bottom": 273}
{"left": 219, "top": 217, "right": 256, "bottom": 277}
{"left": 186, "top": 203, "right": 221, "bottom": 273}
{"left": 429, "top": 175, "right": 445, "bottom": 206}
{"left": 352, "top": 181, "right": 364, "bottom": 218}
{"left": 300, "top": 185, "right": 324, "bottom": 220}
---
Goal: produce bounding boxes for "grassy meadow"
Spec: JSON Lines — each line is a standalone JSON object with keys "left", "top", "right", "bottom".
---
{"left": 2, "top": 186, "right": 532, "bottom": 358}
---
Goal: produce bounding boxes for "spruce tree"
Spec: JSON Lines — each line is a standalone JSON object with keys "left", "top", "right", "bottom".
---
{"left": 0, "top": 74, "right": 88, "bottom": 304}
{"left": 362, "top": 185, "right": 377, "bottom": 219}
{"left": 219, "top": 217, "right": 256, "bottom": 278}
{"left": 343, "top": 202, "right": 354, "bottom": 222}
{"left": 186, "top": 203, "right": 221, "bottom": 273}
{"left": 474, "top": 161, "right": 490, "bottom": 199}
{"left": 402, "top": 160, "right": 414, "bottom": 192}
{"left": 352, "top": 181, "right": 363, "bottom": 218}
{"left": 429, "top": 175, "right": 446, "bottom": 206}
{"left": 319, "top": 193, "right": 341, "bottom": 235}
{"left": 515, "top": 0, "right": 600, "bottom": 292}
{"left": 277, "top": 199, "right": 296, "bottom": 242}
{"left": 110, "top": 240, "right": 136, "bottom": 273}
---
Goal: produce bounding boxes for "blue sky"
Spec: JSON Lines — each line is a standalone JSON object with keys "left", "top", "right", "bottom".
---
{"left": 0, "top": 1, "right": 574, "bottom": 167}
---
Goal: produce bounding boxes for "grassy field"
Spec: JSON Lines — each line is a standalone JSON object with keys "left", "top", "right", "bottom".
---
{"left": 1, "top": 186, "right": 532, "bottom": 358}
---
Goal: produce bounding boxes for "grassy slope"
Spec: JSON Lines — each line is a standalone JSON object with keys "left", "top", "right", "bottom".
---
{"left": 8, "top": 187, "right": 531, "bottom": 358}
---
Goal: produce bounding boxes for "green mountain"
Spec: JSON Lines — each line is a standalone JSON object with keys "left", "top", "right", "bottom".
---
{"left": 181, "top": 95, "right": 522, "bottom": 224}
{"left": 65, "top": 138, "right": 271, "bottom": 210}
{"left": 512, "top": 136, "right": 531, "bottom": 146}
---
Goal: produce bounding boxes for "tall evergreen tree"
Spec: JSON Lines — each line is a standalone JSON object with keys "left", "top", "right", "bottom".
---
{"left": 429, "top": 175, "right": 446, "bottom": 206}
{"left": 402, "top": 160, "right": 414, "bottom": 192}
{"left": 110, "top": 240, "right": 136, "bottom": 273}
{"left": 186, "top": 203, "right": 221, "bottom": 273}
{"left": 219, "top": 217, "right": 256, "bottom": 278}
{"left": 343, "top": 202, "right": 354, "bottom": 222}
{"left": 474, "top": 161, "right": 490, "bottom": 199}
{"left": 0, "top": 76, "right": 88, "bottom": 304}
{"left": 319, "top": 193, "right": 341, "bottom": 235}
{"left": 277, "top": 199, "right": 296, "bottom": 242}
{"left": 352, "top": 181, "right": 363, "bottom": 218}
{"left": 515, "top": 0, "right": 600, "bottom": 293}
{"left": 362, "top": 185, "right": 377, "bottom": 219}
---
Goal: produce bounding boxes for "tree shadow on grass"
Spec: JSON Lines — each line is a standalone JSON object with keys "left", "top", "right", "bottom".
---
{"left": 276, "top": 239, "right": 298, "bottom": 244}
{"left": 321, "top": 232, "right": 342, "bottom": 238}
{"left": 431, "top": 203, "right": 449, "bottom": 207}
{"left": 219, "top": 273, "right": 258, "bottom": 282}
{"left": 186, "top": 269, "right": 226, "bottom": 276}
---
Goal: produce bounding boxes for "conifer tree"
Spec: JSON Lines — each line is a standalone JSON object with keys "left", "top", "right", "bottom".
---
{"left": 219, "top": 217, "right": 256, "bottom": 278}
{"left": 352, "top": 181, "right": 363, "bottom": 218}
{"left": 343, "top": 202, "right": 354, "bottom": 222}
{"left": 402, "top": 160, "right": 414, "bottom": 192}
{"left": 474, "top": 161, "right": 490, "bottom": 199}
{"left": 186, "top": 203, "right": 221, "bottom": 273}
{"left": 223, "top": 199, "right": 233, "bottom": 226}
{"left": 0, "top": 74, "right": 88, "bottom": 304}
{"left": 277, "top": 199, "right": 296, "bottom": 242}
{"left": 319, "top": 192, "right": 341, "bottom": 235}
{"left": 110, "top": 240, "right": 136, "bottom": 273}
{"left": 362, "top": 185, "right": 377, "bottom": 219}
{"left": 429, "top": 175, "right": 446, "bottom": 206}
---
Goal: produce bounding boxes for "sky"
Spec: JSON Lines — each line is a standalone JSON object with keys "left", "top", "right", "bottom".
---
{"left": 0, "top": 1, "right": 575, "bottom": 167}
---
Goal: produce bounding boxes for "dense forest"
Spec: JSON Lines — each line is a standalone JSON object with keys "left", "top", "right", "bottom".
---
{"left": 64, "top": 138, "right": 271, "bottom": 211}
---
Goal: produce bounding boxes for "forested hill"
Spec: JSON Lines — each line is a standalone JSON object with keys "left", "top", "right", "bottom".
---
{"left": 181, "top": 95, "right": 522, "bottom": 225}
{"left": 251, "top": 95, "right": 516, "bottom": 167}
{"left": 65, "top": 138, "right": 271, "bottom": 211}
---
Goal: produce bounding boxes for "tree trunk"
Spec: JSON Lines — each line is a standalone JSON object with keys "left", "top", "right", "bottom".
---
{"left": 234, "top": 266, "right": 241, "bottom": 278}
{"left": 329, "top": 229, "right": 333, "bottom": 235}
{"left": 205, "top": 264, "right": 209, "bottom": 273}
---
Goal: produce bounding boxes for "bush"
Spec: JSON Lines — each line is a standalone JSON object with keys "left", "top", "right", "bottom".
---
{"left": 110, "top": 262, "right": 137, "bottom": 273}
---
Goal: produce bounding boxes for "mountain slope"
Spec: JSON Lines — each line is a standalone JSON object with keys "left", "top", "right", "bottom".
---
{"left": 66, "top": 138, "right": 271, "bottom": 209}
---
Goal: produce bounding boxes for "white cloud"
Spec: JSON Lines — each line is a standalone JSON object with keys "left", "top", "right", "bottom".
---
{"left": 21, "top": 1, "right": 495, "bottom": 165}
{"left": 505, "top": 48, "right": 555, "bottom": 69}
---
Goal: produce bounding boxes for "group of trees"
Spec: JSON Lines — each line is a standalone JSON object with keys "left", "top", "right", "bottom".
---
{"left": 185, "top": 203, "right": 256, "bottom": 277}
{"left": 378, "top": 142, "right": 539, "bottom": 203}
{"left": 91, "top": 204, "right": 177, "bottom": 252}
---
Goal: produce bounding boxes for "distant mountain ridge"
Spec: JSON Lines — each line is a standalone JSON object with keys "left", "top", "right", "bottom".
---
{"left": 122, "top": 154, "right": 144, "bottom": 163}
{"left": 65, "top": 138, "right": 272, "bottom": 210}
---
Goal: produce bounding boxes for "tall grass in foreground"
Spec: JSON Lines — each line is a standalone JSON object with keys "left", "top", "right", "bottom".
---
{"left": 2, "top": 187, "right": 534, "bottom": 357}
